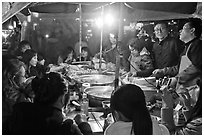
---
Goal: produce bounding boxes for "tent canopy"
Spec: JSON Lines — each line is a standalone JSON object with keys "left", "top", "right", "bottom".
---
{"left": 2, "top": 2, "right": 201, "bottom": 23}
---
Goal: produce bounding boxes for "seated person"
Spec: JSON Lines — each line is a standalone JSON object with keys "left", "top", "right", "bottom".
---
{"left": 105, "top": 84, "right": 169, "bottom": 135}
{"left": 160, "top": 79, "right": 202, "bottom": 135}
{"left": 36, "top": 54, "right": 47, "bottom": 78}
{"left": 95, "top": 32, "right": 129, "bottom": 71}
{"left": 5, "top": 72, "right": 92, "bottom": 135}
{"left": 22, "top": 49, "right": 41, "bottom": 78}
{"left": 74, "top": 40, "right": 88, "bottom": 57}
{"left": 76, "top": 47, "right": 92, "bottom": 61}
{"left": 128, "top": 38, "right": 154, "bottom": 77}
{"left": 2, "top": 58, "right": 33, "bottom": 133}
{"left": 14, "top": 40, "right": 32, "bottom": 59}
{"left": 57, "top": 47, "right": 76, "bottom": 65}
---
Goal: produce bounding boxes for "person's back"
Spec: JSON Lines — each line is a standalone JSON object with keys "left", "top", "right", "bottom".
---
{"left": 7, "top": 102, "right": 74, "bottom": 134}
{"left": 6, "top": 72, "right": 92, "bottom": 135}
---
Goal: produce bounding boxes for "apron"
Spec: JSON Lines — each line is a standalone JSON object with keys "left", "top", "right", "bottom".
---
{"left": 177, "top": 43, "right": 200, "bottom": 92}
{"left": 179, "top": 44, "right": 192, "bottom": 73}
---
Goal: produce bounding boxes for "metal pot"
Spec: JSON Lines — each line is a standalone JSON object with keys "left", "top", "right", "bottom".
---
{"left": 84, "top": 86, "right": 114, "bottom": 107}
{"left": 76, "top": 74, "right": 115, "bottom": 86}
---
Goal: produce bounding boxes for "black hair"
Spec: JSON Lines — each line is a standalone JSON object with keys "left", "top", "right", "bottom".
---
{"left": 127, "top": 38, "right": 143, "bottom": 52}
{"left": 18, "top": 40, "right": 31, "bottom": 51}
{"left": 59, "top": 46, "right": 76, "bottom": 62}
{"left": 154, "top": 22, "right": 169, "bottom": 31}
{"left": 81, "top": 46, "right": 92, "bottom": 58}
{"left": 110, "top": 84, "right": 153, "bottom": 135}
{"left": 22, "top": 49, "right": 37, "bottom": 66}
{"left": 188, "top": 18, "right": 202, "bottom": 38}
{"left": 31, "top": 72, "right": 68, "bottom": 105}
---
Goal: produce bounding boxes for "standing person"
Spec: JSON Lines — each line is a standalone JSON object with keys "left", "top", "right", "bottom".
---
{"left": 136, "top": 25, "right": 154, "bottom": 54}
{"left": 127, "top": 38, "right": 154, "bottom": 77}
{"left": 6, "top": 72, "right": 93, "bottom": 135}
{"left": 152, "top": 22, "right": 182, "bottom": 78}
{"left": 105, "top": 84, "right": 169, "bottom": 135}
{"left": 174, "top": 18, "right": 202, "bottom": 90}
{"left": 99, "top": 32, "right": 130, "bottom": 71}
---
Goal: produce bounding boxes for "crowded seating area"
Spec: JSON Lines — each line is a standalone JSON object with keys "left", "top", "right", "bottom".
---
{"left": 2, "top": 2, "right": 202, "bottom": 135}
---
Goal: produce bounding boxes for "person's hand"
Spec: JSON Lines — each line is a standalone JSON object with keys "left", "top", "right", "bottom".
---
{"left": 160, "top": 86, "right": 174, "bottom": 108}
{"left": 74, "top": 114, "right": 87, "bottom": 125}
{"left": 24, "top": 76, "right": 36, "bottom": 85}
{"left": 152, "top": 69, "right": 164, "bottom": 78}
{"left": 127, "top": 72, "right": 133, "bottom": 77}
{"left": 179, "top": 90, "right": 192, "bottom": 110}
{"left": 132, "top": 72, "right": 137, "bottom": 77}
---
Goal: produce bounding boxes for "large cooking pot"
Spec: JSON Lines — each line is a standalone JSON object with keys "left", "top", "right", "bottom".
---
{"left": 76, "top": 74, "right": 115, "bottom": 86}
{"left": 84, "top": 86, "right": 114, "bottom": 107}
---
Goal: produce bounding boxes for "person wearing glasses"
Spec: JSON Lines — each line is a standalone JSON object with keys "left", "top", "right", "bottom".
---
{"left": 152, "top": 22, "right": 183, "bottom": 79}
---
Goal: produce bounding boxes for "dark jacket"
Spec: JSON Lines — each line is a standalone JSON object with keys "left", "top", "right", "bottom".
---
{"left": 152, "top": 36, "right": 181, "bottom": 69}
{"left": 176, "top": 38, "right": 202, "bottom": 86}
{"left": 6, "top": 102, "right": 92, "bottom": 135}
{"left": 104, "top": 42, "right": 130, "bottom": 71}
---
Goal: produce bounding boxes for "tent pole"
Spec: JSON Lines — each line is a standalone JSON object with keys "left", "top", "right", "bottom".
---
{"left": 99, "top": 6, "right": 104, "bottom": 73}
{"left": 114, "top": 2, "right": 124, "bottom": 89}
{"left": 79, "top": 4, "right": 82, "bottom": 61}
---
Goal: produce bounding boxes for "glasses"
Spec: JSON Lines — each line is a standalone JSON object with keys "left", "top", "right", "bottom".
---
{"left": 154, "top": 27, "right": 167, "bottom": 32}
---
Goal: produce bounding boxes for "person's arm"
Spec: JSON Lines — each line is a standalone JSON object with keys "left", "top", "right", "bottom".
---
{"left": 162, "top": 65, "right": 179, "bottom": 77}
{"left": 176, "top": 64, "right": 201, "bottom": 85}
{"left": 174, "top": 118, "right": 202, "bottom": 135}
{"left": 187, "top": 39, "right": 202, "bottom": 70}
{"left": 160, "top": 86, "right": 176, "bottom": 133}
{"left": 78, "top": 122, "right": 93, "bottom": 135}
{"left": 74, "top": 114, "right": 93, "bottom": 135}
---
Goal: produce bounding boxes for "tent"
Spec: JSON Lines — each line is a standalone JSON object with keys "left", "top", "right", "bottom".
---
{"left": 2, "top": 2, "right": 201, "bottom": 24}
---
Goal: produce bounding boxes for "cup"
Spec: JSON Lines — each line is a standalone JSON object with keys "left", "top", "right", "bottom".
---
{"left": 82, "top": 83, "right": 91, "bottom": 92}
{"left": 101, "top": 101, "right": 111, "bottom": 118}
{"left": 102, "top": 101, "right": 110, "bottom": 109}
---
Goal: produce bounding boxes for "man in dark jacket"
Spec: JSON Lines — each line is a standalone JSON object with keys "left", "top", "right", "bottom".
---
{"left": 152, "top": 22, "right": 183, "bottom": 78}
{"left": 175, "top": 18, "right": 202, "bottom": 88}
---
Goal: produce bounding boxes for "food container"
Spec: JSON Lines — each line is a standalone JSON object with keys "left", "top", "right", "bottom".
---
{"left": 84, "top": 86, "right": 114, "bottom": 107}
{"left": 76, "top": 74, "right": 115, "bottom": 86}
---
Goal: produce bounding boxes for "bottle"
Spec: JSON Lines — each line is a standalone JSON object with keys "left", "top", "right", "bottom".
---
{"left": 81, "top": 93, "right": 89, "bottom": 116}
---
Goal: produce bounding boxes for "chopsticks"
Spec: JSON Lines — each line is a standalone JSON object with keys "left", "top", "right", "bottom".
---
{"left": 90, "top": 112, "right": 103, "bottom": 129}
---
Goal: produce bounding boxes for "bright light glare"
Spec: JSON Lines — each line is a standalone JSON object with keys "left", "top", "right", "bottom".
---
{"left": 104, "top": 14, "right": 114, "bottom": 26}
{"left": 95, "top": 18, "right": 102, "bottom": 28}
{"left": 45, "top": 34, "right": 49, "bottom": 38}
{"left": 2, "top": 33, "right": 9, "bottom": 38}
{"left": 8, "top": 25, "right": 14, "bottom": 30}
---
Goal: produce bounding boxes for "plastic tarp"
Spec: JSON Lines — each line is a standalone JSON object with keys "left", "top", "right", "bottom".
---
{"left": 127, "top": 9, "right": 194, "bottom": 21}
{"left": 2, "top": 2, "right": 30, "bottom": 23}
